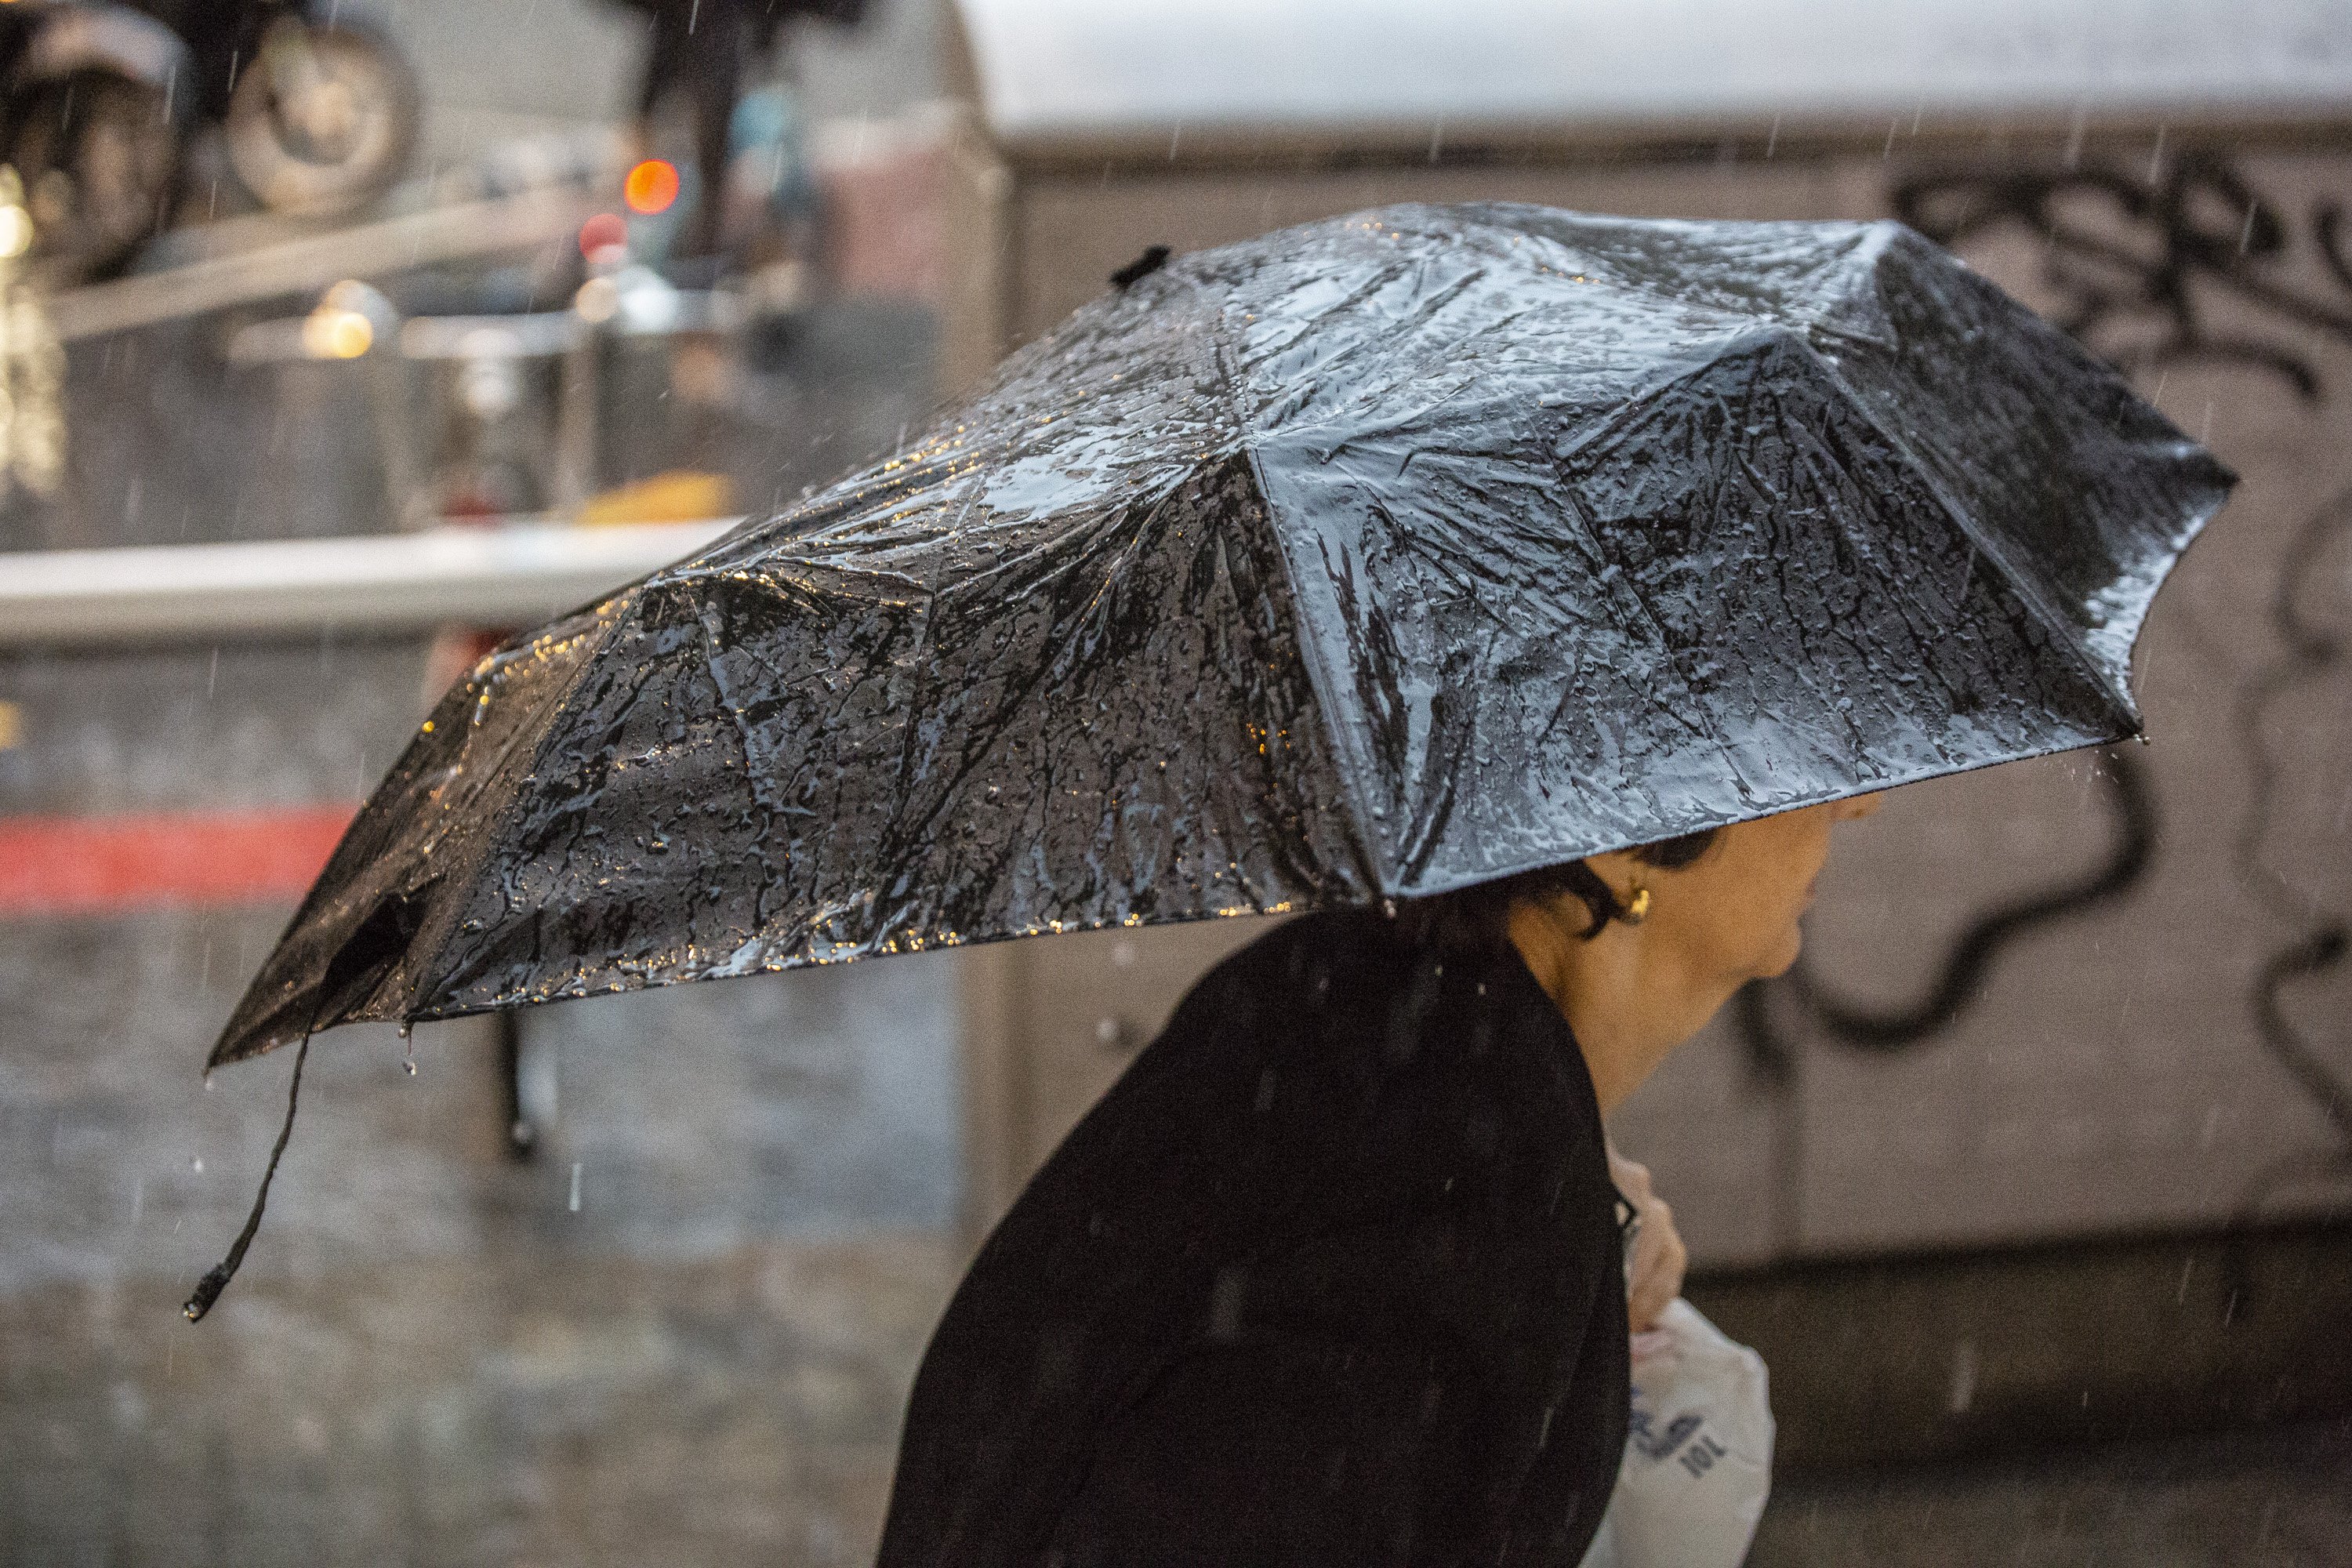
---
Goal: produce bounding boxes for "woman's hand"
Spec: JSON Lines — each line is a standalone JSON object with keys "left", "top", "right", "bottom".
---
{"left": 1608, "top": 1145, "right": 1686, "bottom": 1333}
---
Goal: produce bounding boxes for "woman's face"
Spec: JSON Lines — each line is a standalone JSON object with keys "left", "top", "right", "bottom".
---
{"left": 1519, "top": 792, "right": 1889, "bottom": 1112}
{"left": 1632, "top": 793, "right": 1886, "bottom": 986}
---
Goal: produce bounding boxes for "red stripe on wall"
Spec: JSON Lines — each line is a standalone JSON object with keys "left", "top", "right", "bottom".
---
{"left": 0, "top": 805, "right": 361, "bottom": 916}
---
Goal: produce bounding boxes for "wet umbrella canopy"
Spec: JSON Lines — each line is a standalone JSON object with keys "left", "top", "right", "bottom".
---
{"left": 212, "top": 202, "right": 2229, "bottom": 1069}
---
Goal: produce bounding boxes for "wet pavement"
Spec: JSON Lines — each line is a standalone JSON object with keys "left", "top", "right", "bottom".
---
{"left": 1753, "top": 1421, "right": 2352, "bottom": 1568}
{"left": 2, "top": 1239, "right": 961, "bottom": 1568}
{"left": 2, "top": 886, "right": 963, "bottom": 1565}
{"left": 7, "top": 1234, "right": 2343, "bottom": 1566}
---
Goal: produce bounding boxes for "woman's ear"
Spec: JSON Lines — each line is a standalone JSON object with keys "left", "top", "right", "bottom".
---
{"left": 1580, "top": 849, "right": 1648, "bottom": 909}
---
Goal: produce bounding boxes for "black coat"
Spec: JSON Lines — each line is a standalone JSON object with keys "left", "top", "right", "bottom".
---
{"left": 877, "top": 912, "right": 1630, "bottom": 1567}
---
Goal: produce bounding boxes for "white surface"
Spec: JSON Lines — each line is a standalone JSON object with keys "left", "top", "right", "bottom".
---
{"left": 0, "top": 518, "right": 740, "bottom": 647}
{"left": 956, "top": 0, "right": 2352, "bottom": 142}
{"left": 1581, "top": 1298, "right": 1776, "bottom": 1568}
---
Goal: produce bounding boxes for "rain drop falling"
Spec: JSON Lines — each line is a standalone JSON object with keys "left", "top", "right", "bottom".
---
{"left": 1947, "top": 1339, "right": 1979, "bottom": 1414}
{"left": 568, "top": 1162, "right": 583, "bottom": 1212}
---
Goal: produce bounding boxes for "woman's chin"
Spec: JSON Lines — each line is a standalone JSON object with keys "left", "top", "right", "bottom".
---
{"left": 1756, "top": 927, "right": 1804, "bottom": 979}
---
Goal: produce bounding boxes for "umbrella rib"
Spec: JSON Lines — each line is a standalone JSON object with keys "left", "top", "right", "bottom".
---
{"left": 1239, "top": 441, "right": 1405, "bottom": 894}
{"left": 1801, "top": 343, "right": 2140, "bottom": 728}
{"left": 837, "top": 498, "right": 1162, "bottom": 945}
{"left": 677, "top": 552, "right": 928, "bottom": 600}
{"left": 223, "top": 607, "right": 639, "bottom": 1057}
{"left": 681, "top": 600, "right": 790, "bottom": 950}
{"left": 1779, "top": 420, "right": 1982, "bottom": 751}
{"left": 405, "top": 597, "right": 687, "bottom": 1018}
{"left": 1552, "top": 402, "right": 1772, "bottom": 820}
{"left": 1748, "top": 408, "right": 1930, "bottom": 771}
{"left": 1200, "top": 277, "right": 1420, "bottom": 898}
{"left": 407, "top": 627, "right": 620, "bottom": 876}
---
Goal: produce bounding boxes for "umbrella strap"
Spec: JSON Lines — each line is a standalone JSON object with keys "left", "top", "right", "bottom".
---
{"left": 182, "top": 1035, "right": 310, "bottom": 1324}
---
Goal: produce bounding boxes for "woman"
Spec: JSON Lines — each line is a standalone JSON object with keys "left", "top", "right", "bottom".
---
{"left": 877, "top": 793, "right": 1881, "bottom": 1566}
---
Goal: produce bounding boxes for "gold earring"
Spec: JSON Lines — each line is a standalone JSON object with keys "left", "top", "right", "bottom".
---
{"left": 1622, "top": 885, "right": 1652, "bottom": 924}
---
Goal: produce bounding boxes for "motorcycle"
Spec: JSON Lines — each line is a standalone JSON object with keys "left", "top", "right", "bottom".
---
{"left": 154, "top": 0, "right": 420, "bottom": 220}
{"left": 0, "top": 0, "right": 185, "bottom": 279}
{"left": 2, "top": 0, "right": 419, "bottom": 281}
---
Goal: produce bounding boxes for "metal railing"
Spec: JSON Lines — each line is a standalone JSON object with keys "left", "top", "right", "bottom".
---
{"left": 0, "top": 517, "right": 739, "bottom": 647}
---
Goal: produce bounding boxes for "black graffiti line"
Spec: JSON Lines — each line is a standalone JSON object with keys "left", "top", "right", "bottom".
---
{"left": 1894, "top": 157, "right": 2352, "bottom": 401}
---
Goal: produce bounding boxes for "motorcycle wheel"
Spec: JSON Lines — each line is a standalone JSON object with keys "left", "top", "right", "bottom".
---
{"left": 223, "top": 20, "right": 420, "bottom": 217}
{"left": 9, "top": 71, "right": 180, "bottom": 282}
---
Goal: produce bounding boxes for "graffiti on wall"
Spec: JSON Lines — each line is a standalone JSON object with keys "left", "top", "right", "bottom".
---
{"left": 1740, "top": 149, "right": 2352, "bottom": 1227}
{"left": 1893, "top": 152, "right": 2352, "bottom": 398}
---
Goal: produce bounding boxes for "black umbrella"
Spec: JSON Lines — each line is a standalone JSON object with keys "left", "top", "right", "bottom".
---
{"left": 215, "top": 201, "right": 2231, "bottom": 1065}
{"left": 185, "top": 203, "right": 2227, "bottom": 1312}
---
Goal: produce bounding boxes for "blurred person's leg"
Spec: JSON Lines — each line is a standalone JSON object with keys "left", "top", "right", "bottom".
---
{"left": 634, "top": 0, "right": 748, "bottom": 259}
{"left": 686, "top": 8, "right": 744, "bottom": 259}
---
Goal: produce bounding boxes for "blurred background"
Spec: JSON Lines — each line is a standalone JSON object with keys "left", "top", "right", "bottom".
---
{"left": 2, "top": 2, "right": 2347, "bottom": 1563}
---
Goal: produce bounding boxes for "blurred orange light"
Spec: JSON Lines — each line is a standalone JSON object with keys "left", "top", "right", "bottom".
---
{"left": 579, "top": 211, "right": 630, "bottom": 263}
{"left": 624, "top": 159, "right": 681, "bottom": 216}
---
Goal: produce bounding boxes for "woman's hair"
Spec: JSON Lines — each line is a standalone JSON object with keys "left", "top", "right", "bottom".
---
{"left": 1392, "top": 828, "right": 1720, "bottom": 956}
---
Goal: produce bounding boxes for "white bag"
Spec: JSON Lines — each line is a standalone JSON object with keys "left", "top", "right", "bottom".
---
{"left": 1578, "top": 1298, "right": 1774, "bottom": 1568}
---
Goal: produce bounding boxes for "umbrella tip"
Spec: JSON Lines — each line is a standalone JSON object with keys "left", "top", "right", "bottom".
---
{"left": 183, "top": 1264, "right": 232, "bottom": 1323}
{"left": 1109, "top": 245, "right": 1171, "bottom": 290}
